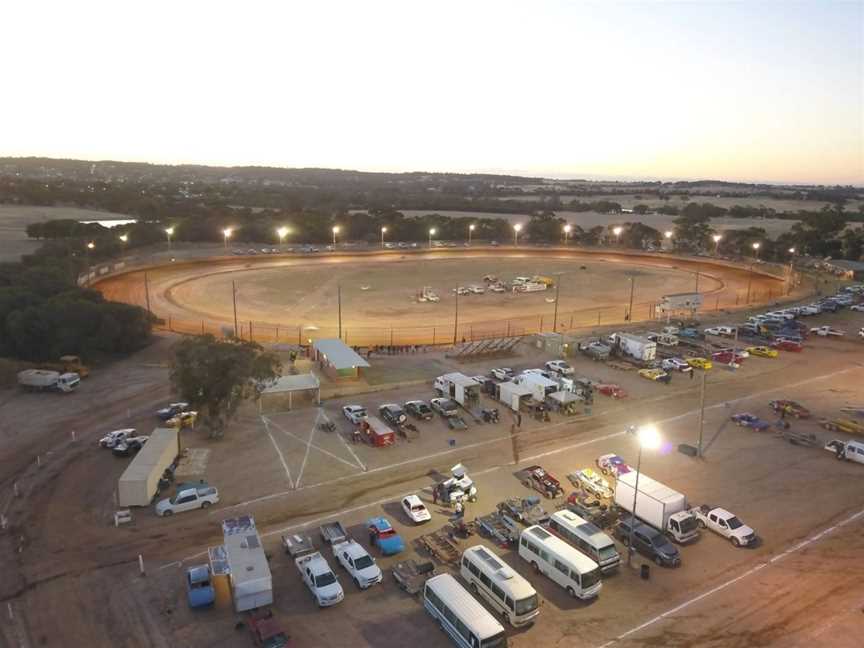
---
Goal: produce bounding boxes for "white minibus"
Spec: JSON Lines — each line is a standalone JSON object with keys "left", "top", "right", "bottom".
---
{"left": 424, "top": 573, "right": 507, "bottom": 648}
{"left": 518, "top": 525, "right": 602, "bottom": 599}
{"left": 460, "top": 545, "right": 540, "bottom": 627}
{"left": 548, "top": 510, "right": 620, "bottom": 573}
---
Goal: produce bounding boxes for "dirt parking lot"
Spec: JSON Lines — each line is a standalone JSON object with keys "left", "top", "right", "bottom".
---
{"left": 1, "top": 301, "right": 863, "bottom": 648}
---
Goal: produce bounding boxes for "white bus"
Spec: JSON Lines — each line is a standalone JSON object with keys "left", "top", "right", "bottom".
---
{"left": 548, "top": 509, "right": 621, "bottom": 573}
{"left": 424, "top": 573, "right": 507, "bottom": 648}
{"left": 518, "top": 525, "right": 602, "bottom": 600}
{"left": 460, "top": 545, "right": 540, "bottom": 627}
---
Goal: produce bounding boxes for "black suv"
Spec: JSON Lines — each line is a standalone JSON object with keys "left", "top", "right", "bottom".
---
{"left": 615, "top": 516, "right": 681, "bottom": 567}
{"left": 379, "top": 403, "right": 407, "bottom": 426}
{"left": 404, "top": 400, "right": 434, "bottom": 421}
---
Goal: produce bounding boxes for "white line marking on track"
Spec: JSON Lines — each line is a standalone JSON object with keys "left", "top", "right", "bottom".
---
{"left": 294, "top": 411, "right": 319, "bottom": 489}
{"left": 594, "top": 507, "right": 864, "bottom": 648}
{"left": 336, "top": 425, "right": 367, "bottom": 471}
{"left": 262, "top": 417, "right": 294, "bottom": 489}
{"left": 267, "top": 416, "right": 362, "bottom": 472}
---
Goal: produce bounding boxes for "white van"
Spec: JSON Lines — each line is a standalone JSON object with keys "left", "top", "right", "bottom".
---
{"left": 518, "top": 525, "right": 602, "bottom": 600}
{"left": 460, "top": 545, "right": 540, "bottom": 627}
{"left": 547, "top": 510, "right": 620, "bottom": 573}
{"left": 827, "top": 439, "right": 864, "bottom": 465}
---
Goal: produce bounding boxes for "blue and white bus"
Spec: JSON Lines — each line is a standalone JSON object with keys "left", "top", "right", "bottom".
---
{"left": 424, "top": 573, "right": 507, "bottom": 647}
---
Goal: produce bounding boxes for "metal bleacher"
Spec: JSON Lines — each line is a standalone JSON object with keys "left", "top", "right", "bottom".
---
{"left": 448, "top": 336, "right": 522, "bottom": 359}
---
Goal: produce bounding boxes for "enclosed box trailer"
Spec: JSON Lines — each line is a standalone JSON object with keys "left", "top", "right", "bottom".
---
{"left": 117, "top": 428, "right": 179, "bottom": 507}
{"left": 498, "top": 381, "right": 532, "bottom": 412}
{"left": 223, "top": 516, "right": 273, "bottom": 612}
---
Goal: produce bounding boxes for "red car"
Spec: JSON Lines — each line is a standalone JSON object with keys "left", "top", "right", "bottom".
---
{"left": 769, "top": 400, "right": 811, "bottom": 419}
{"left": 249, "top": 610, "right": 292, "bottom": 648}
{"left": 771, "top": 339, "right": 803, "bottom": 352}
{"left": 712, "top": 348, "right": 747, "bottom": 364}
{"left": 596, "top": 383, "right": 627, "bottom": 399}
{"left": 518, "top": 465, "right": 564, "bottom": 499}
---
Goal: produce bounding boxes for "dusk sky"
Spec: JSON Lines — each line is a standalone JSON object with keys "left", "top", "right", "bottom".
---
{"left": 3, "top": 1, "right": 862, "bottom": 184}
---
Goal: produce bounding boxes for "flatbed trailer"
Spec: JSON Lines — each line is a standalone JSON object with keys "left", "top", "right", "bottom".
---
{"left": 281, "top": 533, "right": 315, "bottom": 558}
{"left": 475, "top": 512, "right": 519, "bottom": 547}
{"left": 418, "top": 529, "right": 460, "bottom": 565}
{"left": 776, "top": 427, "right": 821, "bottom": 447}
{"left": 319, "top": 521, "right": 348, "bottom": 545}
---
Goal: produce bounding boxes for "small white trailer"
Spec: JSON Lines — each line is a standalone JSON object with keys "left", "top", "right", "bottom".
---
{"left": 498, "top": 381, "right": 532, "bottom": 412}
{"left": 515, "top": 373, "right": 559, "bottom": 402}
{"left": 609, "top": 333, "right": 657, "bottom": 362}
{"left": 433, "top": 373, "right": 481, "bottom": 407}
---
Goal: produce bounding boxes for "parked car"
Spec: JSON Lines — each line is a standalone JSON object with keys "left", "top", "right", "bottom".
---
{"left": 186, "top": 564, "right": 215, "bottom": 608}
{"left": 366, "top": 517, "right": 405, "bottom": 555}
{"left": 248, "top": 610, "right": 292, "bottom": 648}
{"left": 430, "top": 398, "right": 459, "bottom": 417}
{"left": 332, "top": 539, "right": 383, "bottom": 590}
{"left": 596, "top": 454, "right": 631, "bottom": 477}
{"left": 821, "top": 418, "right": 864, "bottom": 435}
{"left": 404, "top": 400, "right": 434, "bottom": 420}
{"left": 746, "top": 346, "right": 778, "bottom": 358}
{"left": 850, "top": 304, "right": 864, "bottom": 312}
{"left": 661, "top": 358, "right": 692, "bottom": 373}
{"left": 690, "top": 505, "right": 757, "bottom": 547}
{"left": 770, "top": 338, "right": 803, "bottom": 352}
{"left": 570, "top": 468, "right": 613, "bottom": 499}
{"left": 704, "top": 326, "right": 736, "bottom": 337}
{"left": 769, "top": 400, "right": 810, "bottom": 419}
{"left": 810, "top": 326, "right": 845, "bottom": 337}
{"left": 638, "top": 368, "right": 671, "bottom": 384}
{"left": 157, "top": 402, "right": 189, "bottom": 420}
{"left": 731, "top": 413, "right": 770, "bottom": 431}
{"left": 614, "top": 516, "right": 681, "bottom": 567}
{"left": 517, "top": 465, "right": 564, "bottom": 498}
{"left": 596, "top": 383, "right": 627, "bottom": 398}
{"left": 342, "top": 405, "right": 367, "bottom": 425}
{"left": 379, "top": 404, "right": 407, "bottom": 426}
{"left": 490, "top": 367, "right": 514, "bottom": 381}
{"left": 156, "top": 484, "right": 220, "bottom": 517}
{"left": 545, "top": 360, "right": 574, "bottom": 376}
{"left": 112, "top": 435, "right": 150, "bottom": 456}
{"left": 401, "top": 494, "right": 432, "bottom": 524}
{"left": 99, "top": 428, "right": 136, "bottom": 449}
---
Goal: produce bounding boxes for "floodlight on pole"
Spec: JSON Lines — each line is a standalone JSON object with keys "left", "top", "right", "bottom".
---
{"left": 788, "top": 247, "right": 795, "bottom": 254}
{"left": 332, "top": 225, "right": 340, "bottom": 247}
{"left": 468, "top": 223, "right": 475, "bottom": 246}
{"left": 712, "top": 233, "right": 722, "bottom": 255}
{"left": 118, "top": 234, "right": 128, "bottom": 244}
{"left": 165, "top": 226, "right": 175, "bottom": 248}
{"left": 222, "top": 228, "right": 232, "bottom": 249}
{"left": 613, "top": 226, "right": 622, "bottom": 246}
{"left": 276, "top": 226, "right": 290, "bottom": 244}
{"left": 752, "top": 241, "right": 761, "bottom": 260}
{"left": 380, "top": 226, "right": 387, "bottom": 248}
{"left": 563, "top": 224, "right": 572, "bottom": 245}
{"left": 513, "top": 223, "right": 522, "bottom": 246}
{"left": 627, "top": 424, "right": 662, "bottom": 566}
{"left": 428, "top": 227, "right": 437, "bottom": 249}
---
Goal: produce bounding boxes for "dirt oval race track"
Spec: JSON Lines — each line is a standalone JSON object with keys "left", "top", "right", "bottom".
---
{"left": 96, "top": 248, "right": 786, "bottom": 345}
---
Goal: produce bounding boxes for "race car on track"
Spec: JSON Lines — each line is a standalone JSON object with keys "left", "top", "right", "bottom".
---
{"left": 769, "top": 400, "right": 811, "bottom": 419}
{"left": 731, "top": 413, "right": 770, "bottom": 431}
{"left": 687, "top": 357, "right": 713, "bottom": 371}
{"left": 746, "top": 346, "right": 778, "bottom": 358}
{"left": 821, "top": 418, "right": 864, "bottom": 436}
{"left": 638, "top": 368, "right": 671, "bottom": 384}
{"left": 596, "top": 454, "right": 632, "bottom": 477}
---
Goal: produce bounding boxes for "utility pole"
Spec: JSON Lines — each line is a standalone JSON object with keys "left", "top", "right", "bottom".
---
{"left": 143, "top": 271, "right": 152, "bottom": 313}
{"left": 232, "top": 280, "right": 239, "bottom": 338}
{"left": 552, "top": 276, "right": 561, "bottom": 331}
{"left": 697, "top": 370, "right": 707, "bottom": 457}
{"left": 337, "top": 283, "right": 342, "bottom": 340}
{"left": 694, "top": 270, "right": 700, "bottom": 293}
{"left": 453, "top": 288, "right": 460, "bottom": 344}
{"left": 627, "top": 276, "right": 635, "bottom": 321}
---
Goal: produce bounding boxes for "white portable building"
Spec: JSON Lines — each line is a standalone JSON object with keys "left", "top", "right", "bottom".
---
{"left": 223, "top": 515, "right": 273, "bottom": 612}
{"left": 117, "top": 428, "right": 179, "bottom": 507}
{"left": 498, "top": 381, "right": 532, "bottom": 411}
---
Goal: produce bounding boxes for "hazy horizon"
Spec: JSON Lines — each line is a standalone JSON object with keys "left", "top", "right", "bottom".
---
{"left": 3, "top": 1, "right": 862, "bottom": 185}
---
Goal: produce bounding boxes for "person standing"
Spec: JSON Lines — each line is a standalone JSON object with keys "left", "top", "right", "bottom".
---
{"left": 432, "top": 485, "right": 439, "bottom": 505}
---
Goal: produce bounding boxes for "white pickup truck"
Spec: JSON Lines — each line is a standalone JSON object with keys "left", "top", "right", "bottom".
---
{"left": 155, "top": 485, "right": 219, "bottom": 517}
{"left": 296, "top": 552, "right": 344, "bottom": 607}
{"left": 332, "top": 539, "right": 383, "bottom": 589}
{"left": 690, "top": 505, "right": 757, "bottom": 547}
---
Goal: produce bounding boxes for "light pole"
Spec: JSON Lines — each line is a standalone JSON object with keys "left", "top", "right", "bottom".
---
{"left": 786, "top": 247, "right": 796, "bottom": 295}
{"left": 380, "top": 226, "right": 387, "bottom": 248}
{"left": 712, "top": 233, "right": 722, "bottom": 255}
{"left": 165, "top": 226, "right": 174, "bottom": 249}
{"left": 332, "top": 225, "right": 340, "bottom": 247}
{"left": 563, "top": 224, "right": 572, "bottom": 246}
{"left": 752, "top": 241, "right": 761, "bottom": 260}
{"left": 664, "top": 230, "right": 673, "bottom": 250}
{"left": 429, "top": 228, "right": 436, "bottom": 249}
{"left": 118, "top": 233, "right": 128, "bottom": 253}
{"left": 627, "top": 276, "right": 635, "bottom": 321}
{"left": 277, "top": 226, "right": 290, "bottom": 246}
{"left": 468, "top": 223, "right": 475, "bottom": 246}
{"left": 627, "top": 425, "right": 661, "bottom": 566}
{"left": 222, "top": 227, "right": 233, "bottom": 249}
{"left": 613, "top": 226, "right": 622, "bottom": 246}
{"left": 513, "top": 223, "right": 522, "bottom": 247}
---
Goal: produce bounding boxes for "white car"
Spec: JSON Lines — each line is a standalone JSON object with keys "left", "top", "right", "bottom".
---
{"left": 490, "top": 367, "right": 514, "bottom": 381}
{"left": 468, "top": 285, "right": 485, "bottom": 294}
{"left": 296, "top": 552, "right": 344, "bottom": 607}
{"left": 342, "top": 405, "right": 367, "bottom": 425}
{"left": 661, "top": 358, "right": 692, "bottom": 372}
{"left": 544, "top": 360, "right": 574, "bottom": 376}
{"left": 810, "top": 326, "right": 845, "bottom": 337}
{"left": 522, "top": 368, "right": 553, "bottom": 379}
{"left": 99, "top": 428, "right": 136, "bottom": 448}
{"left": 690, "top": 505, "right": 756, "bottom": 547}
{"left": 401, "top": 494, "right": 432, "bottom": 524}
{"left": 850, "top": 304, "right": 864, "bottom": 312}
{"left": 797, "top": 305, "right": 820, "bottom": 316}
{"left": 332, "top": 539, "right": 383, "bottom": 589}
